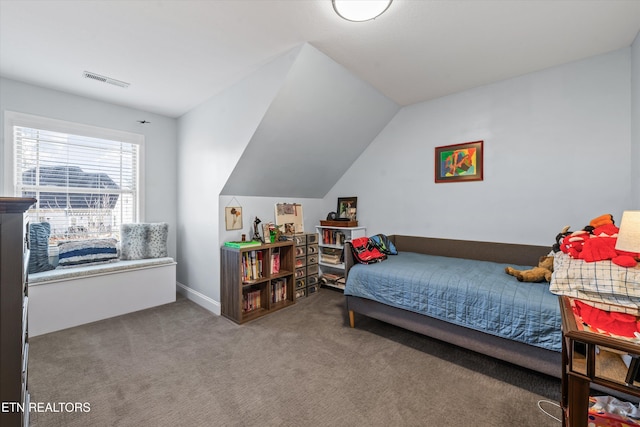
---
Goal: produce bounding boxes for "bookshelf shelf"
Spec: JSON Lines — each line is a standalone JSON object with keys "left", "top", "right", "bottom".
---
{"left": 315, "top": 225, "right": 365, "bottom": 291}
{"left": 221, "top": 240, "right": 295, "bottom": 324}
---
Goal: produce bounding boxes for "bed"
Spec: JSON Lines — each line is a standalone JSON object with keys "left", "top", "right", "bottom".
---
{"left": 344, "top": 235, "right": 562, "bottom": 378}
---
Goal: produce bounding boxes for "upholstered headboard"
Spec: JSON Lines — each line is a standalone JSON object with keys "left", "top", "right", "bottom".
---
{"left": 344, "top": 235, "right": 551, "bottom": 277}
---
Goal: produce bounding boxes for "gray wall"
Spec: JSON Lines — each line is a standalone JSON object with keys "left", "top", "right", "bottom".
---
{"left": 0, "top": 77, "right": 179, "bottom": 258}
{"left": 2, "top": 32, "right": 637, "bottom": 315}
{"left": 222, "top": 44, "right": 398, "bottom": 198}
{"left": 176, "top": 48, "right": 298, "bottom": 312}
{"left": 177, "top": 44, "right": 397, "bottom": 311}
{"left": 326, "top": 47, "right": 635, "bottom": 246}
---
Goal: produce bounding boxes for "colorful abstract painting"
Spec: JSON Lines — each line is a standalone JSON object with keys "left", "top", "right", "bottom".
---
{"left": 434, "top": 141, "right": 483, "bottom": 183}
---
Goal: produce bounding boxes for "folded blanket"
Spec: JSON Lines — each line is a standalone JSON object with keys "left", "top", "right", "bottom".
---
{"left": 550, "top": 252, "right": 640, "bottom": 313}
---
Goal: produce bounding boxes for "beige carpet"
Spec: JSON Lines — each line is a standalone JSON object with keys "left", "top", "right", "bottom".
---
{"left": 27, "top": 289, "right": 562, "bottom": 426}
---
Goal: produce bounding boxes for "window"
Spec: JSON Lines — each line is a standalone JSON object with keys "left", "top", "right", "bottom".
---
{"left": 6, "top": 112, "right": 144, "bottom": 243}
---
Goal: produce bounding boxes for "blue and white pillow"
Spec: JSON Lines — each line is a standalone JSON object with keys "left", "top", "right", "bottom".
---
{"left": 57, "top": 238, "right": 118, "bottom": 267}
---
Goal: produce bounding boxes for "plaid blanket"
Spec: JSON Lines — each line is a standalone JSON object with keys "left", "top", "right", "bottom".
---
{"left": 550, "top": 252, "right": 640, "bottom": 314}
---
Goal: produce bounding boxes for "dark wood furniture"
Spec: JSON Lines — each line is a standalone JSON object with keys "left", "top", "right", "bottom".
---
{"left": 221, "top": 240, "right": 295, "bottom": 324}
{"left": 0, "top": 197, "right": 36, "bottom": 427}
{"left": 559, "top": 295, "right": 640, "bottom": 427}
{"left": 344, "top": 234, "right": 562, "bottom": 378}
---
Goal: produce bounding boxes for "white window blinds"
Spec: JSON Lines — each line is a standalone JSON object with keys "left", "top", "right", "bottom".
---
{"left": 13, "top": 125, "right": 140, "bottom": 242}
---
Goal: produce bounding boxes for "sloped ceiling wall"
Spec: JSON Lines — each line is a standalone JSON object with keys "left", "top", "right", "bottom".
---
{"left": 221, "top": 43, "right": 399, "bottom": 198}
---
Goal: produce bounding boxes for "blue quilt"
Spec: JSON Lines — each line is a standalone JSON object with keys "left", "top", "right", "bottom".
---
{"left": 345, "top": 252, "right": 562, "bottom": 352}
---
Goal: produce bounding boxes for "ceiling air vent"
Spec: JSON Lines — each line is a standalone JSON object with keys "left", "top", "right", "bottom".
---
{"left": 83, "top": 71, "right": 130, "bottom": 88}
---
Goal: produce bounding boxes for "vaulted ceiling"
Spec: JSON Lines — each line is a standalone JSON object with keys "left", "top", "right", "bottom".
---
{"left": 220, "top": 44, "right": 399, "bottom": 198}
{"left": 1, "top": 1, "right": 638, "bottom": 118}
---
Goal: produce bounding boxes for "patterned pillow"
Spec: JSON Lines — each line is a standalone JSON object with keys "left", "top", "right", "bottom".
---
{"left": 57, "top": 239, "right": 119, "bottom": 267}
{"left": 28, "top": 222, "right": 55, "bottom": 274}
{"left": 120, "top": 223, "right": 168, "bottom": 260}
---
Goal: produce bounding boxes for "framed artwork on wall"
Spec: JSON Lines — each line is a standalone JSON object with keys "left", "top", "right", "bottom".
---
{"left": 275, "top": 203, "right": 304, "bottom": 233}
{"left": 434, "top": 140, "right": 484, "bottom": 183}
{"left": 337, "top": 197, "right": 357, "bottom": 221}
{"left": 225, "top": 206, "right": 243, "bottom": 230}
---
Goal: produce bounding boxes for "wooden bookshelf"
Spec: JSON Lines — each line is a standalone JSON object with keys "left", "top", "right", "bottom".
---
{"left": 221, "top": 240, "right": 295, "bottom": 324}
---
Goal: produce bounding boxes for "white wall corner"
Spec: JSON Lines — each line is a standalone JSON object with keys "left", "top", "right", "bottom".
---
{"left": 176, "top": 282, "right": 221, "bottom": 315}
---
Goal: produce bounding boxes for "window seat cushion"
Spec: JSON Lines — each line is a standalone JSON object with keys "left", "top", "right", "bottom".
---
{"left": 28, "top": 257, "right": 175, "bottom": 285}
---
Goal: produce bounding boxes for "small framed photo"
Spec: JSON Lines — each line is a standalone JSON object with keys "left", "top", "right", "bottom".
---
{"left": 225, "top": 206, "right": 243, "bottom": 230}
{"left": 435, "top": 140, "right": 483, "bottom": 183}
{"left": 337, "top": 197, "right": 357, "bottom": 221}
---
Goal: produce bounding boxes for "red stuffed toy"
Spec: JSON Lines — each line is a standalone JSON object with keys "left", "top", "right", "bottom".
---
{"left": 559, "top": 214, "right": 639, "bottom": 267}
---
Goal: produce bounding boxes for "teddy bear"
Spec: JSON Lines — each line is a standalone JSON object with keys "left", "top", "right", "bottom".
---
{"left": 505, "top": 255, "right": 554, "bottom": 283}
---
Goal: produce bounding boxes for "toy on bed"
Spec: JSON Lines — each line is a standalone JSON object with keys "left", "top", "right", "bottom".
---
{"left": 504, "top": 213, "right": 640, "bottom": 283}
{"left": 505, "top": 255, "right": 554, "bottom": 282}
{"left": 556, "top": 214, "right": 638, "bottom": 268}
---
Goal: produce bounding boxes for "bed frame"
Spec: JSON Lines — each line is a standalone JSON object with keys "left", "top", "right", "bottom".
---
{"left": 344, "top": 235, "right": 562, "bottom": 378}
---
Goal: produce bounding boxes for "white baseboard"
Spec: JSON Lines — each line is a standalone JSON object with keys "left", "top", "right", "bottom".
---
{"left": 176, "top": 281, "right": 221, "bottom": 315}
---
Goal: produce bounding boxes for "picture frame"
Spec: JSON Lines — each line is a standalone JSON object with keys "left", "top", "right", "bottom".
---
{"left": 337, "top": 197, "right": 357, "bottom": 221}
{"left": 225, "top": 206, "right": 243, "bottom": 230}
{"left": 274, "top": 203, "right": 304, "bottom": 233}
{"left": 434, "top": 140, "right": 484, "bottom": 183}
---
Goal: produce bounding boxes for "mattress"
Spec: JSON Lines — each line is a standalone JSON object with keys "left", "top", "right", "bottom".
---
{"left": 344, "top": 252, "right": 562, "bottom": 352}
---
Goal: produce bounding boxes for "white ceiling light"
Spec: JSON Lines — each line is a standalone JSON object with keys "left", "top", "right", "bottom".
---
{"left": 332, "top": 0, "right": 392, "bottom": 22}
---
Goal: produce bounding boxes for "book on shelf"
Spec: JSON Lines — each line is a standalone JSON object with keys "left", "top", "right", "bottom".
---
{"left": 250, "top": 250, "right": 258, "bottom": 280}
{"left": 322, "top": 229, "right": 345, "bottom": 245}
{"left": 242, "top": 250, "right": 265, "bottom": 283}
{"left": 271, "top": 278, "right": 287, "bottom": 303}
{"left": 322, "top": 273, "right": 343, "bottom": 282}
{"left": 321, "top": 254, "right": 341, "bottom": 264}
{"left": 271, "top": 248, "right": 280, "bottom": 274}
{"left": 224, "top": 240, "right": 262, "bottom": 248}
{"left": 243, "top": 288, "right": 262, "bottom": 312}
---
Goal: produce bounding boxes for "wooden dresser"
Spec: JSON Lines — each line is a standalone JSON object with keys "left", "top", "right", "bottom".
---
{"left": 0, "top": 197, "right": 36, "bottom": 426}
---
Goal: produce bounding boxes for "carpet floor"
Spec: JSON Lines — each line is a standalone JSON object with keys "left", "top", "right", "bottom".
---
{"left": 27, "top": 288, "right": 562, "bottom": 426}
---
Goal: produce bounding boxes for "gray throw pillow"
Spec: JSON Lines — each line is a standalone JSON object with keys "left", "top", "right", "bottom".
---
{"left": 120, "top": 223, "right": 168, "bottom": 260}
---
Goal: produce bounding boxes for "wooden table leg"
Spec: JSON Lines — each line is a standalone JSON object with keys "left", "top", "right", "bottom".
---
{"left": 567, "top": 374, "right": 590, "bottom": 427}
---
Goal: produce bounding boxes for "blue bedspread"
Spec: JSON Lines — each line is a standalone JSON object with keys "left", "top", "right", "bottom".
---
{"left": 345, "top": 252, "right": 562, "bottom": 352}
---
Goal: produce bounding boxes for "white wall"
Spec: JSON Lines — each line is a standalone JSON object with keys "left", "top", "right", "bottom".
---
{"left": 218, "top": 196, "right": 326, "bottom": 244}
{"left": 0, "top": 77, "right": 178, "bottom": 257}
{"left": 222, "top": 44, "right": 398, "bottom": 198}
{"left": 631, "top": 31, "right": 640, "bottom": 209}
{"left": 176, "top": 48, "right": 300, "bottom": 312}
{"left": 326, "top": 48, "right": 633, "bottom": 246}
{"left": 177, "top": 44, "right": 397, "bottom": 312}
